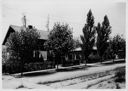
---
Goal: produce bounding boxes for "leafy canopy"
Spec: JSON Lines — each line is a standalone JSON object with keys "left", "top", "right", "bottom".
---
{"left": 96, "top": 15, "right": 111, "bottom": 59}
{"left": 111, "top": 34, "right": 125, "bottom": 54}
{"left": 80, "top": 9, "right": 96, "bottom": 60}
{"left": 44, "top": 23, "right": 74, "bottom": 56}
{"left": 5, "top": 27, "right": 40, "bottom": 63}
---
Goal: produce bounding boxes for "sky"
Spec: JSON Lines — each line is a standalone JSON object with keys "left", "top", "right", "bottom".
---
{"left": 1, "top": 0, "right": 126, "bottom": 41}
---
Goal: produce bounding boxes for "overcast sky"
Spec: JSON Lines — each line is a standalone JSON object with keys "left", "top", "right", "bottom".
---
{"left": 1, "top": 0, "right": 126, "bottom": 41}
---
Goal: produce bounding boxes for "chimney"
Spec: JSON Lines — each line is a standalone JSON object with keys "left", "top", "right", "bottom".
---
{"left": 22, "top": 15, "right": 27, "bottom": 28}
{"left": 28, "top": 25, "right": 33, "bottom": 29}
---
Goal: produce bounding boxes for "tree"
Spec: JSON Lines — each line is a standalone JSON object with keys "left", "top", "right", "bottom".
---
{"left": 5, "top": 27, "right": 40, "bottom": 75}
{"left": 111, "top": 34, "right": 126, "bottom": 59}
{"left": 102, "top": 40, "right": 114, "bottom": 62}
{"left": 96, "top": 15, "right": 111, "bottom": 62}
{"left": 44, "top": 23, "right": 74, "bottom": 69}
{"left": 80, "top": 9, "right": 96, "bottom": 64}
{"left": 73, "top": 39, "right": 81, "bottom": 48}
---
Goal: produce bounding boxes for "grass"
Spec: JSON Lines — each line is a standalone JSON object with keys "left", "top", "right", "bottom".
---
{"left": 87, "top": 67, "right": 125, "bottom": 89}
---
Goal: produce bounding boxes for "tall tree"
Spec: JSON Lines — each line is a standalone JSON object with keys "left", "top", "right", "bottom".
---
{"left": 80, "top": 9, "right": 96, "bottom": 64}
{"left": 44, "top": 23, "right": 74, "bottom": 69}
{"left": 96, "top": 15, "right": 111, "bottom": 62}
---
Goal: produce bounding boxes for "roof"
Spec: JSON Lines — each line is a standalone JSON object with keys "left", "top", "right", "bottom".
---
{"left": 10, "top": 25, "right": 49, "bottom": 40}
{"left": 10, "top": 25, "right": 24, "bottom": 32}
{"left": 2, "top": 25, "right": 49, "bottom": 45}
{"left": 73, "top": 46, "right": 97, "bottom": 52}
{"left": 93, "top": 46, "right": 97, "bottom": 50}
{"left": 74, "top": 47, "right": 82, "bottom": 51}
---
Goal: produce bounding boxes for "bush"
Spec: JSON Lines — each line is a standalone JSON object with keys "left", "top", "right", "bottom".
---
{"left": 2, "top": 58, "right": 21, "bottom": 74}
{"left": 118, "top": 51, "right": 125, "bottom": 59}
{"left": 24, "top": 61, "right": 55, "bottom": 72}
{"left": 62, "top": 59, "right": 80, "bottom": 67}
{"left": 115, "top": 68, "right": 125, "bottom": 83}
{"left": 88, "top": 53, "right": 100, "bottom": 63}
{"left": 73, "top": 59, "right": 80, "bottom": 65}
{"left": 2, "top": 59, "right": 55, "bottom": 74}
{"left": 62, "top": 60, "right": 74, "bottom": 67}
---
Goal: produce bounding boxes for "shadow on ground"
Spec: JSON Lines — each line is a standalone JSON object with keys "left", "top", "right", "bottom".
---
{"left": 18, "top": 71, "right": 57, "bottom": 77}
{"left": 102, "top": 60, "right": 125, "bottom": 66}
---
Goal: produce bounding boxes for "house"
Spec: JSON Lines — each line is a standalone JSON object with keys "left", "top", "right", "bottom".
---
{"left": 2, "top": 25, "right": 49, "bottom": 61}
{"left": 65, "top": 46, "right": 98, "bottom": 64}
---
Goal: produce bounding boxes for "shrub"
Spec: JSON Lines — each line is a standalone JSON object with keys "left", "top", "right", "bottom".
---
{"left": 73, "top": 59, "right": 80, "bottom": 65}
{"left": 115, "top": 68, "right": 125, "bottom": 83}
{"left": 24, "top": 61, "right": 55, "bottom": 72}
{"left": 88, "top": 53, "right": 100, "bottom": 63}
{"left": 62, "top": 60, "right": 73, "bottom": 67}
{"left": 2, "top": 58, "right": 21, "bottom": 74}
{"left": 3, "top": 60, "right": 55, "bottom": 74}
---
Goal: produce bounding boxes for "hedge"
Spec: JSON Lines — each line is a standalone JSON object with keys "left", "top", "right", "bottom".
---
{"left": 2, "top": 59, "right": 55, "bottom": 74}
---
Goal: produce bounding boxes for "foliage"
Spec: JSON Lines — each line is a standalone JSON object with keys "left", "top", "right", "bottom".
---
{"left": 5, "top": 27, "right": 40, "bottom": 63}
{"left": 44, "top": 23, "right": 74, "bottom": 65}
{"left": 80, "top": 9, "right": 96, "bottom": 61}
{"left": 4, "top": 27, "right": 40, "bottom": 74}
{"left": 115, "top": 67, "right": 125, "bottom": 83}
{"left": 102, "top": 44, "right": 114, "bottom": 60}
{"left": 110, "top": 34, "right": 126, "bottom": 58}
{"left": 24, "top": 61, "right": 55, "bottom": 72}
{"left": 88, "top": 53, "right": 100, "bottom": 63}
{"left": 2, "top": 61, "right": 55, "bottom": 74}
{"left": 2, "top": 46, "right": 8, "bottom": 65}
{"left": 73, "top": 39, "right": 81, "bottom": 48}
{"left": 2, "top": 57, "right": 21, "bottom": 74}
{"left": 62, "top": 59, "right": 80, "bottom": 67}
{"left": 96, "top": 15, "right": 111, "bottom": 61}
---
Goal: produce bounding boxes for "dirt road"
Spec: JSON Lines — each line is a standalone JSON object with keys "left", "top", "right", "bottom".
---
{"left": 2, "top": 62, "right": 125, "bottom": 89}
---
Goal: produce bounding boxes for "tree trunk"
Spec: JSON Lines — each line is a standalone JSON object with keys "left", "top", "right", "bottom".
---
{"left": 100, "top": 57, "right": 102, "bottom": 63}
{"left": 57, "top": 56, "right": 59, "bottom": 70}
{"left": 56, "top": 55, "right": 59, "bottom": 70}
{"left": 113, "top": 58, "right": 114, "bottom": 63}
{"left": 20, "top": 58, "right": 23, "bottom": 77}
{"left": 84, "top": 56, "right": 87, "bottom": 66}
{"left": 56, "top": 62, "right": 58, "bottom": 70}
{"left": 85, "top": 59, "right": 87, "bottom": 66}
{"left": 21, "top": 54, "right": 25, "bottom": 77}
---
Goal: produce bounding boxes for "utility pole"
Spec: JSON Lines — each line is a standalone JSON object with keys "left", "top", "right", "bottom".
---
{"left": 22, "top": 14, "right": 27, "bottom": 28}
{"left": 46, "top": 14, "right": 50, "bottom": 32}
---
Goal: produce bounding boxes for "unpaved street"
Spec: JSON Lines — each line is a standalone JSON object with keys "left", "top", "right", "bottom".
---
{"left": 2, "top": 63, "right": 125, "bottom": 89}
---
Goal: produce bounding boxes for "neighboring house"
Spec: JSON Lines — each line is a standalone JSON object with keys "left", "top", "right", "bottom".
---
{"left": 66, "top": 46, "right": 97, "bottom": 63}
{"left": 2, "top": 25, "right": 49, "bottom": 61}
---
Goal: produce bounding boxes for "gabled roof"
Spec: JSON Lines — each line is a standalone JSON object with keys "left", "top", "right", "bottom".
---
{"left": 2, "top": 25, "right": 49, "bottom": 45}
{"left": 10, "top": 25, "right": 24, "bottom": 32}
{"left": 10, "top": 25, "right": 49, "bottom": 40}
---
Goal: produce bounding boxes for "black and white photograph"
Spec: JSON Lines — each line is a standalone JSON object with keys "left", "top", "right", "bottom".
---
{"left": 1, "top": 0, "right": 126, "bottom": 89}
